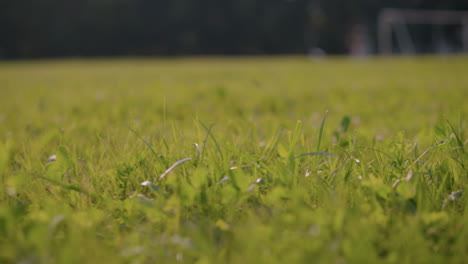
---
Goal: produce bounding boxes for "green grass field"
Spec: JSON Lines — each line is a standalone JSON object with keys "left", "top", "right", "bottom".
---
{"left": 0, "top": 57, "right": 467, "bottom": 263}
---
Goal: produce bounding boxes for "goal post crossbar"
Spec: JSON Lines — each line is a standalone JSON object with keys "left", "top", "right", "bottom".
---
{"left": 378, "top": 8, "right": 468, "bottom": 54}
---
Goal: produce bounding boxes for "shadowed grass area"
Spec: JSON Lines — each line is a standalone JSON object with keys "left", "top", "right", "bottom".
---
{"left": 0, "top": 56, "right": 467, "bottom": 263}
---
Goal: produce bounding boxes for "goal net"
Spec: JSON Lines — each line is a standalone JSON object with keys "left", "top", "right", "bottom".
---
{"left": 377, "top": 8, "right": 468, "bottom": 55}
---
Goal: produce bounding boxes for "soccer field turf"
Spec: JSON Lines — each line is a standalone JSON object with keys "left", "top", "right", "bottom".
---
{"left": 0, "top": 56, "right": 467, "bottom": 263}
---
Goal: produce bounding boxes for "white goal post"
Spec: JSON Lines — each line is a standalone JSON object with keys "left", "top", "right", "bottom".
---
{"left": 378, "top": 8, "right": 468, "bottom": 54}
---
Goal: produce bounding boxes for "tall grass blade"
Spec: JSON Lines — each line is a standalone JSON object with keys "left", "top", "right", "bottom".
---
{"left": 316, "top": 110, "right": 328, "bottom": 152}
{"left": 294, "top": 152, "right": 338, "bottom": 159}
{"left": 125, "top": 124, "right": 159, "bottom": 158}
{"left": 199, "top": 121, "right": 224, "bottom": 161}
{"left": 159, "top": 158, "right": 192, "bottom": 180}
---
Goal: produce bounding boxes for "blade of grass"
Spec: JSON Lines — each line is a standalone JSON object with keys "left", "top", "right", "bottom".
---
{"left": 446, "top": 119, "right": 464, "bottom": 154}
{"left": 159, "top": 157, "right": 192, "bottom": 180}
{"left": 125, "top": 124, "right": 159, "bottom": 159}
{"left": 30, "top": 173, "right": 102, "bottom": 201}
{"left": 316, "top": 110, "right": 328, "bottom": 153}
{"left": 199, "top": 121, "right": 224, "bottom": 162}
{"left": 294, "top": 152, "right": 338, "bottom": 159}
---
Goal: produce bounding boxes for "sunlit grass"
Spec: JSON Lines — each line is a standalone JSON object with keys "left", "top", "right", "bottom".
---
{"left": 0, "top": 56, "right": 467, "bottom": 263}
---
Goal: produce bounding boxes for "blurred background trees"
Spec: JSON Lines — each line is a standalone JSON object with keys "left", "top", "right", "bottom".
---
{"left": 1, "top": 0, "right": 467, "bottom": 59}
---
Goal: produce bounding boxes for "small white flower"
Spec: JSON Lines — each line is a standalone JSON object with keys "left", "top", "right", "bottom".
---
{"left": 48, "top": 155, "right": 57, "bottom": 162}
{"left": 141, "top": 181, "right": 152, "bottom": 186}
{"left": 442, "top": 190, "right": 463, "bottom": 209}
{"left": 448, "top": 190, "right": 462, "bottom": 201}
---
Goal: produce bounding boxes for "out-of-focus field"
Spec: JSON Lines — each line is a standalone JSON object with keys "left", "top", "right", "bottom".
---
{"left": 0, "top": 57, "right": 467, "bottom": 263}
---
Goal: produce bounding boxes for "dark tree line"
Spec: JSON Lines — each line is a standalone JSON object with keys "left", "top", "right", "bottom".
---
{"left": 1, "top": 0, "right": 467, "bottom": 59}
